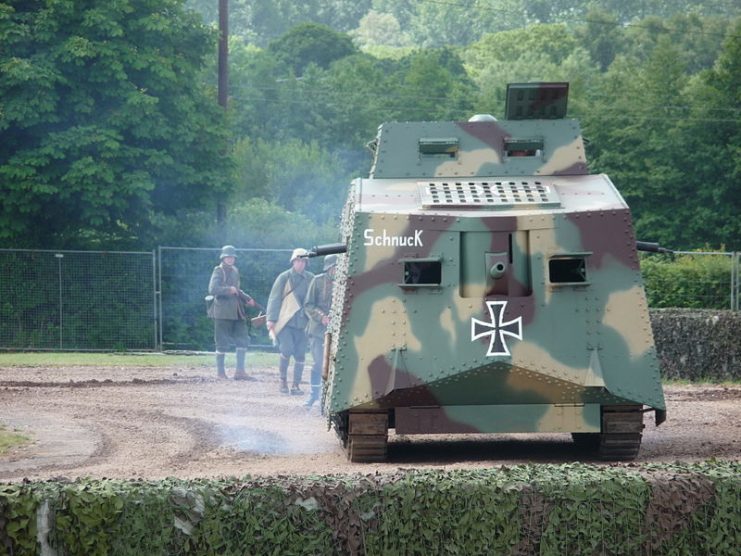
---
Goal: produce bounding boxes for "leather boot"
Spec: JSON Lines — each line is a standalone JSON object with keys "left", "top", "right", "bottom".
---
{"left": 234, "top": 349, "right": 255, "bottom": 381}
{"left": 291, "top": 360, "right": 305, "bottom": 395}
{"left": 279, "top": 355, "right": 289, "bottom": 393}
{"left": 216, "top": 353, "right": 227, "bottom": 379}
{"left": 304, "top": 384, "right": 320, "bottom": 407}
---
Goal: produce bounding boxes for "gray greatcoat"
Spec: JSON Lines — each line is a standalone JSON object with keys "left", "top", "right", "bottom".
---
{"left": 208, "top": 263, "right": 246, "bottom": 320}
{"left": 266, "top": 268, "right": 314, "bottom": 330}
{"left": 304, "top": 272, "right": 334, "bottom": 338}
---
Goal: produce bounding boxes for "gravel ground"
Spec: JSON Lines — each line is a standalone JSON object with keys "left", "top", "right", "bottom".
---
{"left": 0, "top": 364, "right": 739, "bottom": 481}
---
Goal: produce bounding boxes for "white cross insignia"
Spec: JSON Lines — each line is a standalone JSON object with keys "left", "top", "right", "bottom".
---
{"left": 471, "top": 301, "right": 523, "bottom": 356}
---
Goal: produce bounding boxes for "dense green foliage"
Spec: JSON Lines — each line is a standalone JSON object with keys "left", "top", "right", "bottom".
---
{"left": 0, "top": 0, "right": 231, "bottom": 248}
{"left": 1, "top": 462, "right": 739, "bottom": 555}
{"left": 641, "top": 253, "right": 735, "bottom": 309}
{"left": 0, "top": 250, "right": 155, "bottom": 350}
{"left": 1, "top": 1, "right": 739, "bottom": 250}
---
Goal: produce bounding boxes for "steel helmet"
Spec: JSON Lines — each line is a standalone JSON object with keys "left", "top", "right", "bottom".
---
{"left": 220, "top": 245, "right": 238, "bottom": 259}
{"left": 323, "top": 254, "right": 338, "bottom": 270}
{"left": 290, "top": 248, "right": 309, "bottom": 262}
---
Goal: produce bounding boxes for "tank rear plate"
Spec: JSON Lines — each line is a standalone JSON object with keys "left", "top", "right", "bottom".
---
{"left": 395, "top": 404, "right": 601, "bottom": 434}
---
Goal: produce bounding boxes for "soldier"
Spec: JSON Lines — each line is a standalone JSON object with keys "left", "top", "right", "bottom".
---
{"left": 208, "top": 245, "right": 257, "bottom": 380}
{"left": 303, "top": 254, "right": 337, "bottom": 408}
{"left": 266, "top": 248, "right": 315, "bottom": 394}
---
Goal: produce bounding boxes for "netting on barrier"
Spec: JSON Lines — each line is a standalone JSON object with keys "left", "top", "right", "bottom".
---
{"left": 2, "top": 247, "right": 738, "bottom": 352}
{"left": 158, "top": 246, "right": 308, "bottom": 351}
{"left": 0, "top": 249, "right": 156, "bottom": 351}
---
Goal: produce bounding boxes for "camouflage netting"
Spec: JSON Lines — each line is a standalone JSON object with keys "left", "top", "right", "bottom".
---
{"left": 1, "top": 462, "right": 739, "bottom": 555}
{"left": 650, "top": 309, "right": 741, "bottom": 381}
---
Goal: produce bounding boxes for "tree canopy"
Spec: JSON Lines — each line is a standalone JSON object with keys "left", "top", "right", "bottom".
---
{"left": 0, "top": 0, "right": 230, "bottom": 247}
{"left": 1, "top": 1, "right": 739, "bottom": 251}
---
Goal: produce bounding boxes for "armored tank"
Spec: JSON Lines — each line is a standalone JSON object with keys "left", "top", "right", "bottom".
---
{"left": 315, "top": 82, "right": 666, "bottom": 462}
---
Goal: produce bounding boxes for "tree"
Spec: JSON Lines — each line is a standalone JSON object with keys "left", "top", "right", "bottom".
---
{"left": 464, "top": 23, "right": 582, "bottom": 76}
{"left": 675, "top": 19, "right": 741, "bottom": 249}
{"left": 228, "top": 198, "right": 338, "bottom": 249}
{"left": 390, "top": 49, "right": 477, "bottom": 121}
{"left": 408, "top": 0, "right": 526, "bottom": 47}
{"left": 351, "top": 10, "right": 411, "bottom": 49}
{"left": 0, "top": 0, "right": 230, "bottom": 248}
{"left": 267, "top": 22, "right": 357, "bottom": 76}
{"left": 231, "top": 137, "right": 353, "bottom": 225}
{"left": 522, "top": 0, "right": 585, "bottom": 23}
{"left": 576, "top": 8, "right": 623, "bottom": 71}
{"left": 620, "top": 14, "right": 731, "bottom": 73}
{"left": 582, "top": 34, "right": 734, "bottom": 249}
{"left": 230, "top": 0, "right": 371, "bottom": 46}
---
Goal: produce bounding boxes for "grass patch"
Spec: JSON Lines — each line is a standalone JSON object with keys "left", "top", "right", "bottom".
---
{"left": 0, "top": 351, "right": 278, "bottom": 368}
{"left": 663, "top": 378, "right": 741, "bottom": 386}
{"left": 0, "top": 424, "right": 30, "bottom": 455}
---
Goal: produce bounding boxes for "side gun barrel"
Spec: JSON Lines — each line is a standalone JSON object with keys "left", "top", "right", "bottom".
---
{"left": 307, "top": 243, "right": 348, "bottom": 257}
{"left": 636, "top": 241, "right": 672, "bottom": 254}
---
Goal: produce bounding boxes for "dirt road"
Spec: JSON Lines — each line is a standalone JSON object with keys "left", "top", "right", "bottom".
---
{"left": 0, "top": 364, "right": 739, "bottom": 481}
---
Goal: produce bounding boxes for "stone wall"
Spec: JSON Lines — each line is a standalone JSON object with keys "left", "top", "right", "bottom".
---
{"left": 650, "top": 309, "right": 741, "bottom": 381}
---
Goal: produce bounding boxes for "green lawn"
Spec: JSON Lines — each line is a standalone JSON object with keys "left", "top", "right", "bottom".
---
{"left": 0, "top": 351, "right": 278, "bottom": 368}
{"left": 0, "top": 425, "right": 29, "bottom": 455}
{"left": 0, "top": 353, "right": 735, "bottom": 384}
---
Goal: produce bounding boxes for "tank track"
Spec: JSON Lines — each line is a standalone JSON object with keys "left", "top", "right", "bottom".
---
{"left": 347, "top": 411, "right": 388, "bottom": 462}
{"left": 572, "top": 404, "right": 644, "bottom": 461}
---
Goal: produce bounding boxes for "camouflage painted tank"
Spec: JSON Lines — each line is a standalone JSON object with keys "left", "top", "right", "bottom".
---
{"left": 312, "top": 82, "right": 666, "bottom": 462}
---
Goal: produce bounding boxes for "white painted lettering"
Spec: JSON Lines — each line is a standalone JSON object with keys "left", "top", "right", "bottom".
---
{"left": 362, "top": 228, "right": 424, "bottom": 248}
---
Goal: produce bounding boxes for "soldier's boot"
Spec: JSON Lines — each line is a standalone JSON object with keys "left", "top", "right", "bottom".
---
{"left": 279, "top": 355, "right": 289, "bottom": 394}
{"left": 234, "top": 348, "right": 256, "bottom": 381}
{"left": 216, "top": 353, "right": 227, "bottom": 379}
{"left": 290, "top": 360, "right": 305, "bottom": 395}
{"left": 304, "top": 382, "right": 321, "bottom": 408}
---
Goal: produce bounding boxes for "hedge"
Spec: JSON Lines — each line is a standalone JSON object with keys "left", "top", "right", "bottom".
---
{"left": 640, "top": 252, "right": 735, "bottom": 311}
{"left": 1, "top": 462, "right": 739, "bottom": 555}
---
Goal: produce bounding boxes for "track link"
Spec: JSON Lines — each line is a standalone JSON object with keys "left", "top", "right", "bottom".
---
{"left": 572, "top": 405, "right": 644, "bottom": 461}
{"left": 599, "top": 404, "right": 644, "bottom": 460}
{"left": 347, "top": 411, "right": 388, "bottom": 462}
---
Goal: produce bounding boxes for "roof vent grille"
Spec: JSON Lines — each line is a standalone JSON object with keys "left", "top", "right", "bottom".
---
{"left": 418, "top": 180, "right": 560, "bottom": 209}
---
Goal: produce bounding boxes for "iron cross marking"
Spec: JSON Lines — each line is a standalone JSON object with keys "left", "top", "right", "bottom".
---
{"left": 471, "top": 300, "right": 523, "bottom": 356}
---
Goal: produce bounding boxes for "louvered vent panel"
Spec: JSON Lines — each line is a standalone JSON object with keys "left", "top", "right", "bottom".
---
{"left": 418, "top": 180, "right": 560, "bottom": 209}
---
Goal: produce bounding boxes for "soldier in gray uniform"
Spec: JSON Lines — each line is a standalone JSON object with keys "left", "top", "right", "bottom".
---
{"left": 303, "top": 254, "right": 337, "bottom": 408}
{"left": 208, "top": 245, "right": 257, "bottom": 380}
{"left": 266, "top": 248, "right": 315, "bottom": 394}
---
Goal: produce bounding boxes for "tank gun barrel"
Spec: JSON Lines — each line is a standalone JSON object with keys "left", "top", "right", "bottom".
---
{"left": 306, "top": 243, "right": 348, "bottom": 258}
{"left": 636, "top": 241, "right": 672, "bottom": 254}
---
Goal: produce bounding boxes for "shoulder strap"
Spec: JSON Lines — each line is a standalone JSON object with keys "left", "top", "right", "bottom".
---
{"left": 282, "top": 272, "right": 296, "bottom": 301}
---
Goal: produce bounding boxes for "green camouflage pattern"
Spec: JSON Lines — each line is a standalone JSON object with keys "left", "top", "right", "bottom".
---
{"left": 324, "top": 83, "right": 665, "bottom": 448}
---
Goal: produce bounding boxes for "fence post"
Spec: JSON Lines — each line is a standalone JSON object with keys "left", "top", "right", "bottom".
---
{"left": 152, "top": 250, "right": 158, "bottom": 351}
{"left": 157, "top": 246, "right": 163, "bottom": 351}
{"left": 55, "top": 253, "right": 64, "bottom": 349}
{"left": 731, "top": 251, "right": 741, "bottom": 311}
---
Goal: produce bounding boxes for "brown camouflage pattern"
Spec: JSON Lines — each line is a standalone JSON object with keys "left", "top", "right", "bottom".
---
{"left": 323, "top": 83, "right": 665, "bottom": 448}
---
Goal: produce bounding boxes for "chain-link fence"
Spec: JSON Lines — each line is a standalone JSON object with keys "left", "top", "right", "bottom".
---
{"left": 1, "top": 247, "right": 739, "bottom": 352}
{"left": 0, "top": 249, "right": 156, "bottom": 351}
{"left": 158, "top": 246, "right": 320, "bottom": 351}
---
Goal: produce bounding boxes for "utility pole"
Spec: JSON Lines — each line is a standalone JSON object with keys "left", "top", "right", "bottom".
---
{"left": 218, "top": 0, "right": 228, "bottom": 109}
{"left": 216, "top": 0, "right": 228, "bottom": 238}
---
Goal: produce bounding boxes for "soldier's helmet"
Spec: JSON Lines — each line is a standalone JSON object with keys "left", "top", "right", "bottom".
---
{"left": 323, "top": 254, "right": 338, "bottom": 271}
{"left": 220, "top": 245, "right": 237, "bottom": 259}
{"left": 290, "top": 248, "right": 309, "bottom": 262}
